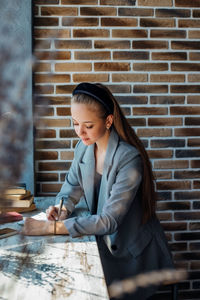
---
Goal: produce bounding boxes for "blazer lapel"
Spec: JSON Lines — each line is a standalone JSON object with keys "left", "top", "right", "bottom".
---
{"left": 79, "top": 144, "right": 95, "bottom": 213}
{"left": 97, "top": 129, "right": 119, "bottom": 214}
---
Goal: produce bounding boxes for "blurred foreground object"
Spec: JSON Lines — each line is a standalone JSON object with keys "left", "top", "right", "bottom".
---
{"left": 0, "top": 2, "right": 33, "bottom": 194}
{"left": 108, "top": 268, "right": 187, "bottom": 298}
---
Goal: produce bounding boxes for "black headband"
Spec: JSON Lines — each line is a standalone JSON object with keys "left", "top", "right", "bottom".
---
{"left": 72, "top": 82, "right": 114, "bottom": 114}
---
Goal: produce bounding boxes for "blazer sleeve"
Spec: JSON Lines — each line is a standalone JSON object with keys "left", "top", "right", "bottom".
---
{"left": 55, "top": 142, "right": 84, "bottom": 214}
{"left": 64, "top": 148, "right": 142, "bottom": 237}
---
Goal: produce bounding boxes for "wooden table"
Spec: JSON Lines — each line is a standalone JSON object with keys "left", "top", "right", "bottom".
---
{"left": 0, "top": 197, "right": 109, "bottom": 300}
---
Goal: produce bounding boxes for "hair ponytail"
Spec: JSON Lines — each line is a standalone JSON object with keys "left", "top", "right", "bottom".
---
{"left": 96, "top": 83, "right": 156, "bottom": 224}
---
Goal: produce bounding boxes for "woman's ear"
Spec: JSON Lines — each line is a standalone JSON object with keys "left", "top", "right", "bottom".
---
{"left": 106, "top": 114, "right": 114, "bottom": 130}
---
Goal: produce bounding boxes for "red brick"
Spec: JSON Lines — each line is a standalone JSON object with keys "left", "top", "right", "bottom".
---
{"left": 152, "top": 52, "right": 187, "bottom": 60}
{"left": 73, "top": 29, "right": 109, "bottom": 38}
{"left": 34, "top": 85, "right": 54, "bottom": 95}
{"left": 62, "top": 0, "right": 97, "bottom": 3}
{"left": 94, "top": 62, "right": 130, "bottom": 71}
{"left": 179, "top": 19, "right": 200, "bottom": 27}
{"left": 34, "top": 63, "right": 51, "bottom": 72}
{"left": 117, "top": 96, "right": 147, "bottom": 105}
{"left": 101, "top": 18, "right": 137, "bottom": 27}
{"left": 194, "top": 181, "right": 200, "bottom": 189}
{"left": 60, "top": 151, "right": 74, "bottom": 160}
{"left": 56, "top": 85, "right": 75, "bottom": 94}
{"left": 56, "top": 107, "right": 71, "bottom": 116}
{"left": 35, "top": 129, "right": 56, "bottom": 139}
{"left": 140, "top": 18, "right": 175, "bottom": 27}
{"left": 36, "top": 173, "right": 58, "bottom": 182}
{"left": 74, "top": 51, "right": 110, "bottom": 60}
{"left": 133, "top": 85, "right": 168, "bottom": 93}
{"left": 157, "top": 212, "right": 172, "bottom": 221}
{"left": 35, "top": 107, "right": 54, "bottom": 117}
{"left": 128, "top": 118, "right": 146, "bottom": 127}
{"left": 139, "top": 0, "right": 172, "bottom": 5}
{"left": 151, "top": 139, "right": 185, "bottom": 148}
{"left": 148, "top": 117, "right": 182, "bottom": 126}
{"left": 34, "top": 74, "right": 70, "bottom": 83}
{"left": 34, "top": 17, "right": 59, "bottom": 27}
{"left": 132, "top": 40, "right": 168, "bottom": 49}
{"left": 34, "top": 29, "right": 70, "bottom": 39}
{"left": 119, "top": 8, "right": 153, "bottom": 16}
{"left": 55, "top": 40, "right": 92, "bottom": 49}
{"left": 191, "top": 160, "right": 200, "bottom": 168}
{"left": 112, "top": 29, "right": 147, "bottom": 38}
{"left": 35, "top": 96, "right": 70, "bottom": 105}
{"left": 133, "top": 63, "right": 168, "bottom": 71}
{"left": 35, "top": 0, "right": 59, "bottom": 3}
{"left": 147, "top": 150, "right": 173, "bottom": 159}
{"left": 113, "top": 51, "right": 149, "bottom": 60}
{"left": 189, "top": 30, "right": 200, "bottom": 38}
{"left": 171, "top": 85, "right": 200, "bottom": 93}
{"left": 187, "top": 95, "right": 200, "bottom": 104}
{"left": 156, "top": 8, "right": 190, "bottom": 18}
{"left": 42, "top": 184, "right": 62, "bottom": 193}
{"left": 154, "top": 160, "right": 189, "bottom": 169}
{"left": 175, "top": 170, "right": 200, "bottom": 179}
{"left": 35, "top": 51, "right": 71, "bottom": 60}
{"left": 175, "top": 128, "right": 200, "bottom": 137}
{"left": 188, "top": 74, "right": 200, "bottom": 82}
{"left": 41, "top": 7, "right": 77, "bottom": 16}
{"left": 137, "top": 128, "right": 172, "bottom": 137}
{"left": 39, "top": 162, "right": 71, "bottom": 171}
{"left": 105, "top": 85, "right": 131, "bottom": 93}
{"left": 185, "top": 117, "right": 200, "bottom": 126}
{"left": 150, "top": 74, "right": 185, "bottom": 82}
{"left": 170, "top": 106, "right": 200, "bottom": 115}
{"left": 151, "top": 30, "right": 186, "bottom": 39}
{"left": 188, "top": 139, "right": 200, "bottom": 147}
{"left": 172, "top": 41, "right": 200, "bottom": 50}
{"left": 55, "top": 63, "right": 92, "bottom": 72}
{"left": 157, "top": 201, "right": 190, "bottom": 210}
{"left": 157, "top": 181, "right": 191, "bottom": 190}
{"left": 154, "top": 171, "right": 172, "bottom": 179}
{"left": 175, "top": 0, "right": 200, "bottom": 7}
{"left": 73, "top": 73, "right": 109, "bottom": 82}
{"left": 112, "top": 73, "right": 147, "bottom": 82}
{"left": 60, "top": 129, "right": 77, "bottom": 138}
{"left": 62, "top": 17, "right": 98, "bottom": 27}
{"left": 37, "top": 119, "right": 70, "bottom": 128}
{"left": 35, "top": 151, "right": 58, "bottom": 160}
{"left": 35, "top": 140, "right": 70, "bottom": 149}
{"left": 33, "top": 40, "right": 51, "bottom": 50}
{"left": 150, "top": 96, "right": 185, "bottom": 105}
{"left": 100, "top": 0, "right": 136, "bottom": 4}
{"left": 94, "top": 40, "right": 130, "bottom": 49}
{"left": 133, "top": 107, "right": 167, "bottom": 115}
{"left": 80, "top": 7, "right": 116, "bottom": 16}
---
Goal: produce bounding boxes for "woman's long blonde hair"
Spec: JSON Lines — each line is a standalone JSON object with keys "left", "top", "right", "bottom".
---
{"left": 72, "top": 83, "right": 156, "bottom": 224}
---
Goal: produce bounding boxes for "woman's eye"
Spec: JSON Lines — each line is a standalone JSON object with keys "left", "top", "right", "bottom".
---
{"left": 73, "top": 123, "right": 78, "bottom": 126}
{"left": 86, "top": 125, "right": 93, "bottom": 129}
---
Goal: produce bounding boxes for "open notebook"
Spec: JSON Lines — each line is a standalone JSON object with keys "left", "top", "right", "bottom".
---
{"left": 18, "top": 212, "right": 47, "bottom": 226}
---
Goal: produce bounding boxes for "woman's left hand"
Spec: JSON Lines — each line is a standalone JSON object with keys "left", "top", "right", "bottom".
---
{"left": 21, "top": 217, "right": 53, "bottom": 236}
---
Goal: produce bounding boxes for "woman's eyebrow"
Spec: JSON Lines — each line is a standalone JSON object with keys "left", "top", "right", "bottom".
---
{"left": 72, "top": 118, "right": 94, "bottom": 123}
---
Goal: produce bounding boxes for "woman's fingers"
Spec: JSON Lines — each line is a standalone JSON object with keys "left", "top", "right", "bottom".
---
{"left": 46, "top": 206, "right": 58, "bottom": 221}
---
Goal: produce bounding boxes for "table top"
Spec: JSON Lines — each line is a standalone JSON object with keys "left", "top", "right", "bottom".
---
{"left": 0, "top": 197, "right": 109, "bottom": 300}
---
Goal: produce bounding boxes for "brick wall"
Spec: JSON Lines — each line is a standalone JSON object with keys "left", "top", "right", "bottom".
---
{"left": 33, "top": 0, "right": 200, "bottom": 299}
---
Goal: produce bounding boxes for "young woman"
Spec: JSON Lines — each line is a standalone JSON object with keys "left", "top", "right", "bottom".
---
{"left": 22, "top": 82, "right": 174, "bottom": 299}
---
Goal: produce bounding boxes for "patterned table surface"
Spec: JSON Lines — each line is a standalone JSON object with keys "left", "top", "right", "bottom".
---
{"left": 0, "top": 197, "right": 109, "bottom": 300}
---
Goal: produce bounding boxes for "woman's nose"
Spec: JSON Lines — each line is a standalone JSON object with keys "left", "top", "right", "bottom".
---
{"left": 77, "top": 125, "right": 84, "bottom": 136}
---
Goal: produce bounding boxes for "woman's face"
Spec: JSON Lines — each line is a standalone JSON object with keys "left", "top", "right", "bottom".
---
{"left": 71, "top": 103, "right": 110, "bottom": 146}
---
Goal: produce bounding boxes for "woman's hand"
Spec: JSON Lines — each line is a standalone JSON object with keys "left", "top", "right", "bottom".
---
{"left": 46, "top": 206, "right": 69, "bottom": 221}
{"left": 21, "top": 217, "right": 69, "bottom": 236}
{"left": 21, "top": 218, "right": 53, "bottom": 236}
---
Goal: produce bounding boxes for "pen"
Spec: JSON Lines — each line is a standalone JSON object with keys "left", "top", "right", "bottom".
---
{"left": 57, "top": 197, "right": 64, "bottom": 220}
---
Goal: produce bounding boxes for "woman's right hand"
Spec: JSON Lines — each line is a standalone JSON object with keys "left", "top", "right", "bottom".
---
{"left": 46, "top": 206, "right": 69, "bottom": 221}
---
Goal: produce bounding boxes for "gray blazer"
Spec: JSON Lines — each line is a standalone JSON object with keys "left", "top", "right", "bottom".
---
{"left": 56, "top": 129, "right": 174, "bottom": 299}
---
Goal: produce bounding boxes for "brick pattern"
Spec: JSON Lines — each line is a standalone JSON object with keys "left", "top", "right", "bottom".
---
{"left": 33, "top": 1, "right": 200, "bottom": 298}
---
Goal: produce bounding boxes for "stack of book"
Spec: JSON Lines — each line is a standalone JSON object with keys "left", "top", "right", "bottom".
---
{"left": 0, "top": 186, "right": 36, "bottom": 213}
